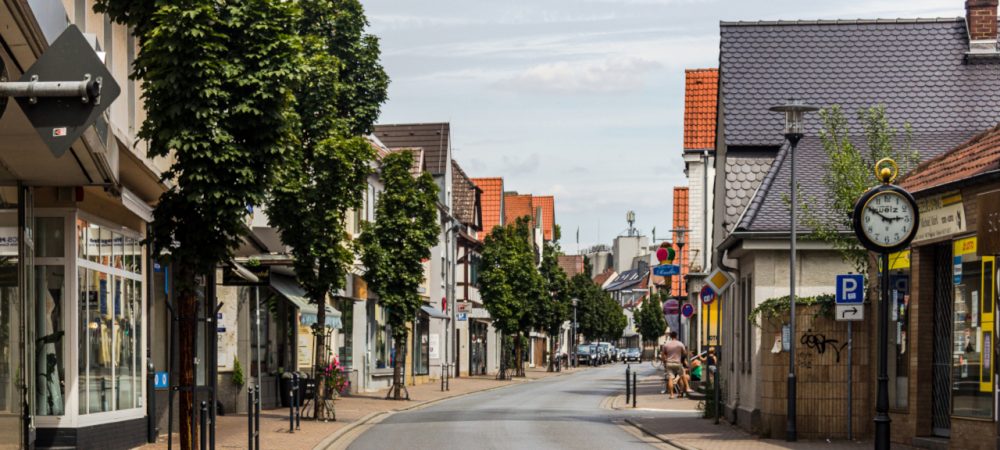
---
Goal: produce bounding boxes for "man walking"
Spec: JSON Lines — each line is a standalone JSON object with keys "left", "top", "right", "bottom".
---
{"left": 659, "top": 331, "right": 688, "bottom": 398}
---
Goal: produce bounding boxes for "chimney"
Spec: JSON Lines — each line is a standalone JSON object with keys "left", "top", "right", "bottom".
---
{"left": 967, "top": 0, "right": 999, "bottom": 55}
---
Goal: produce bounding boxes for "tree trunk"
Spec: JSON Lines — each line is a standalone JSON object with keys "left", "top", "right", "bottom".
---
{"left": 176, "top": 268, "right": 198, "bottom": 450}
{"left": 313, "top": 298, "right": 328, "bottom": 420}
{"left": 514, "top": 332, "right": 524, "bottom": 377}
{"left": 547, "top": 333, "right": 556, "bottom": 372}
{"left": 391, "top": 334, "right": 404, "bottom": 400}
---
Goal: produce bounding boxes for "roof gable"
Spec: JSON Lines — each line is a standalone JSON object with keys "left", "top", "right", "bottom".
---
{"left": 531, "top": 195, "right": 556, "bottom": 241}
{"left": 504, "top": 194, "right": 533, "bottom": 225}
{"left": 684, "top": 69, "right": 718, "bottom": 150}
{"left": 720, "top": 19, "right": 1000, "bottom": 147}
{"left": 451, "top": 161, "right": 482, "bottom": 229}
{"left": 472, "top": 177, "right": 504, "bottom": 235}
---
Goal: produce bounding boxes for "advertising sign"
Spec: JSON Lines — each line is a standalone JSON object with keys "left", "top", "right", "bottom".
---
{"left": 913, "top": 192, "right": 965, "bottom": 244}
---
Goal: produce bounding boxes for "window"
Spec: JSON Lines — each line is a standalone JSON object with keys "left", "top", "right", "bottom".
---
{"left": 413, "top": 313, "right": 429, "bottom": 376}
{"left": 373, "top": 303, "right": 393, "bottom": 369}
{"left": 951, "top": 237, "right": 993, "bottom": 419}
{"left": 77, "top": 219, "right": 143, "bottom": 414}
{"left": 740, "top": 274, "right": 752, "bottom": 374}
{"left": 336, "top": 298, "right": 353, "bottom": 369}
{"left": 888, "top": 250, "right": 910, "bottom": 410}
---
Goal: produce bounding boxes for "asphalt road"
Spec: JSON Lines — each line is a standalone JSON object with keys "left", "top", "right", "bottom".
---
{"left": 347, "top": 364, "right": 680, "bottom": 450}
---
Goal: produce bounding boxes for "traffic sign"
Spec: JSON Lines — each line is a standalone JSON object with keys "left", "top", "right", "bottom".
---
{"left": 705, "top": 268, "right": 735, "bottom": 295}
{"left": 663, "top": 299, "right": 679, "bottom": 315}
{"left": 653, "top": 264, "right": 680, "bottom": 276}
{"left": 835, "top": 274, "right": 864, "bottom": 304}
{"left": 836, "top": 304, "right": 864, "bottom": 321}
{"left": 681, "top": 303, "right": 695, "bottom": 318}
{"left": 7, "top": 25, "right": 121, "bottom": 157}
{"left": 457, "top": 312, "right": 467, "bottom": 321}
{"left": 700, "top": 285, "right": 716, "bottom": 305}
{"left": 154, "top": 371, "right": 169, "bottom": 389}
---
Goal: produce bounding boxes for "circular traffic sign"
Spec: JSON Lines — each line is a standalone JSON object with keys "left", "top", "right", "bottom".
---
{"left": 681, "top": 303, "right": 695, "bottom": 318}
{"left": 663, "top": 299, "right": 679, "bottom": 315}
{"left": 700, "top": 285, "right": 717, "bottom": 305}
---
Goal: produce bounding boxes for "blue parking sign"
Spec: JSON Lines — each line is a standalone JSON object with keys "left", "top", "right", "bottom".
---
{"left": 154, "top": 371, "right": 169, "bottom": 389}
{"left": 835, "top": 274, "right": 864, "bottom": 304}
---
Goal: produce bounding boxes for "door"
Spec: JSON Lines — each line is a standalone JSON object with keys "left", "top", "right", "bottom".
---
{"left": 932, "top": 243, "right": 953, "bottom": 437}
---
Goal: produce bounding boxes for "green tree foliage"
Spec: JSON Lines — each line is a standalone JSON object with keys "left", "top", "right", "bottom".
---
{"left": 267, "top": 0, "right": 387, "bottom": 419}
{"left": 95, "top": 1, "right": 301, "bottom": 447}
{"left": 636, "top": 291, "right": 667, "bottom": 346}
{"left": 480, "top": 216, "right": 545, "bottom": 378}
{"left": 567, "top": 273, "right": 625, "bottom": 342}
{"left": 537, "top": 242, "right": 570, "bottom": 371}
{"left": 358, "top": 151, "right": 439, "bottom": 399}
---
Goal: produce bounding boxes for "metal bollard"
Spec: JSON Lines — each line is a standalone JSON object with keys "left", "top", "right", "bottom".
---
{"left": 446, "top": 364, "right": 451, "bottom": 391}
{"left": 247, "top": 386, "right": 254, "bottom": 450}
{"left": 441, "top": 364, "right": 446, "bottom": 391}
{"left": 289, "top": 381, "right": 295, "bottom": 433}
{"left": 632, "top": 371, "right": 637, "bottom": 408}
{"left": 625, "top": 364, "right": 631, "bottom": 404}
{"left": 200, "top": 401, "right": 208, "bottom": 450}
{"left": 295, "top": 376, "right": 301, "bottom": 430}
{"left": 254, "top": 384, "right": 261, "bottom": 450}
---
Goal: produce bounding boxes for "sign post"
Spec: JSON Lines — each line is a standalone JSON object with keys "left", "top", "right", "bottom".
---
{"left": 835, "top": 273, "right": 865, "bottom": 440}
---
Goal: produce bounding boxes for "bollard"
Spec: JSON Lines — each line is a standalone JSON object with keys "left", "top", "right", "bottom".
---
{"left": 441, "top": 364, "right": 446, "bottom": 391}
{"left": 632, "top": 371, "right": 637, "bottom": 408}
{"left": 293, "top": 374, "right": 301, "bottom": 430}
{"left": 247, "top": 386, "right": 254, "bottom": 450}
{"left": 254, "top": 384, "right": 261, "bottom": 450}
{"left": 200, "top": 401, "right": 208, "bottom": 450}
{"left": 289, "top": 382, "right": 295, "bottom": 433}
{"left": 625, "top": 364, "right": 631, "bottom": 404}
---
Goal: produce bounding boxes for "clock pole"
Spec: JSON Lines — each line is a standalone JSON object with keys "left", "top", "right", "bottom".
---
{"left": 875, "top": 251, "right": 890, "bottom": 450}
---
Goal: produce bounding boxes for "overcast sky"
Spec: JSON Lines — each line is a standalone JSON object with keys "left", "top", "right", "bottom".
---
{"left": 362, "top": 0, "right": 960, "bottom": 253}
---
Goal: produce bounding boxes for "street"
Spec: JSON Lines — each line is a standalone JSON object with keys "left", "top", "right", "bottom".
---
{"left": 347, "top": 365, "right": 687, "bottom": 450}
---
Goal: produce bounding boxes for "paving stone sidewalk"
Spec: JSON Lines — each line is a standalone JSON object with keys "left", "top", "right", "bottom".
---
{"left": 137, "top": 366, "right": 577, "bottom": 450}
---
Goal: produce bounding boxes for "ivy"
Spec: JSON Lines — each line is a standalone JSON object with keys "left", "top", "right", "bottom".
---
{"left": 747, "top": 294, "right": 835, "bottom": 328}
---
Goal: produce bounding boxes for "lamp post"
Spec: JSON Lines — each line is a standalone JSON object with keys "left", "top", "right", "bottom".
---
{"left": 769, "top": 100, "right": 819, "bottom": 442}
{"left": 572, "top": 298, "right": 580, "bottom": 367}
{"left": 670, "top": 228, "right": 688, "bottom": 342}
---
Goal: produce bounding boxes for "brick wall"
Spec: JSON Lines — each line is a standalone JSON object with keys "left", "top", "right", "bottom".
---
{"left": 967, "top": 0, "right": 998, "bottom": 41}
{"left": 759, "top": 306, "right": 872, "bottom": 440}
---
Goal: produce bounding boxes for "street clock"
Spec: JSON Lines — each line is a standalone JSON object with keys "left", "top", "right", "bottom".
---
{"left": 852, "top": 158, "right": 919, "bottom": 254}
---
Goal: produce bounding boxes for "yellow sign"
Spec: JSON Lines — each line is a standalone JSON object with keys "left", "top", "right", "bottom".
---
{"left": 888, "top": 250, "right": 910, "bottom": 270}
{"left": 706, "top": 268, "right": 735, "bottom": 295}
{"left": 954, "top": 236, "right": 977, "bottom": 256}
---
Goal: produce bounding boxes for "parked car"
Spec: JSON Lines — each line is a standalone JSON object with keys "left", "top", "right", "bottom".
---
{"left": 597, "top": 342, "right": 613, "bottom": 364}
{"left": 576, "top": 344, "right": 598, "bottom": 366}
{"left": 617, "top": 348, "right": 627, "bottom": 362}
{"left": 625, "top": 348, "right": 641, "bottom": 362}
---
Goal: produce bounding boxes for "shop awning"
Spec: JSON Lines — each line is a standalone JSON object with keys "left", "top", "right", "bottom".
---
{"left": 270, "top": 275, "right": 342, "bottom": 329}
{"left": 420, "top": 305, "right": 448, "bottom": 319}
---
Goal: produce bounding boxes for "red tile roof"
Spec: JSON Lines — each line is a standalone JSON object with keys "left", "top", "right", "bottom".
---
{"left": 900, "top": 124, "right": 1000, "bottom": 193}
{"left": 684, "top": 69, "right": 719, "bottom": 151}
{"left": 672, "top": 187, "right": 690, "bottom": 297}
{"left": 593, "top": 268, "right": 616, "bottom": 287}
{"left": 531, "top": 196, "right": 556, "bottom": 241}
{"left": 472, "top": 177, "right": 504, "bottom": 235}
{"left": 504, "top": 194, "right": 533, "bottom": 225}
{"left": 557, "top": 255, "right": 584, "bottom": 278}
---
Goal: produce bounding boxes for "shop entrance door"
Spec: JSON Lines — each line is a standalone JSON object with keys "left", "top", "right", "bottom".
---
{"left": 932, "top": 243, "right": 953, "bottom": 437}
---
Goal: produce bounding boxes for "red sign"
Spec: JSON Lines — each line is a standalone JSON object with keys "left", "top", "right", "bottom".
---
{"left": 700, "top": 285, "right": 717, "bottom": 305}
{"left": 663, "top": 299, "right": 679, "bottom": 315}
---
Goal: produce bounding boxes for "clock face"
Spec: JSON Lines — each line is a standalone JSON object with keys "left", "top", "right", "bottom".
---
{"left": 861, "top": 191, "right": 916, "bottom": 248}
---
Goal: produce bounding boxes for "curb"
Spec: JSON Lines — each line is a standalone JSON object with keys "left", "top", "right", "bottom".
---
{"left": 624, "top": 418, "right": 700, "bottom": 450}
{"left": 313, "top": 369, "right": 580, "bottom": 450}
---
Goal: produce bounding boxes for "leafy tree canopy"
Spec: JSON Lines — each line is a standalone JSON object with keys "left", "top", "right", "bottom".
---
{"left": 480, "top": 217, "right": 544, "bottom": 336}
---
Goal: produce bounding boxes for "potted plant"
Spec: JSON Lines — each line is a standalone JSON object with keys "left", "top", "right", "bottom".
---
{"left": 319, "top": 357, "right": 350, "bottom": 420}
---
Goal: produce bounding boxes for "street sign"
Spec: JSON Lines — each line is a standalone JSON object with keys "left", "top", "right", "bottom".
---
{"left": 9, "top": 25, "right": 121, "bottom": 157}
{"left": 663, "top": 299, "right": 679, "bottom": 315}
{"left": 653, "top": 264, "right": 680, "bottom": 276}
{"left": 835, "top": 274, "right": 864, "bottom": 304}
{"left": 154, "top": 371, "right": 169, "bottom": 389}
{"left": 700, "top": 285, "right": 716, "bottom": 305}
{"left": 705, "top": 268, "right": 735, "bottom": 295}
{"left": 681, "top": 303, "right": 695, "bottom": 318}
{"left": 836, "top": 304, "right": 864, "bottom": 321}
{"left": 457, "top": 312, "right": 467, "bottom": 321}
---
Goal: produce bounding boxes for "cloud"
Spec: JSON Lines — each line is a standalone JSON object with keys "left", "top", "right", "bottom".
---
{"left": 496, "top": 57, "right": 662, "bottom": 94}
{"left": 500, "top": 152, "right": 542, "bottom": 174}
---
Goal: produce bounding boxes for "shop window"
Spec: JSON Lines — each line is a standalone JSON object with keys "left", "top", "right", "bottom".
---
{"left": 951, "top": 237, "right": 994, "bottom": 419}
{"left": 77, "top": 219, "right": 143, "bottom": 415}
{"left": 35, "top": 266, "right": 64, "bottom": 415}
{"left": 413, "top": 314, "right": 429, "bottom": 376}
{"left": 888, "top": 250, "right": 910, "bottom": 410}
{"left": 373, "top": 304, "right": 393, "bottom": 369}
{"left": 337, "top": 298, "right": 353, "bottom": 370}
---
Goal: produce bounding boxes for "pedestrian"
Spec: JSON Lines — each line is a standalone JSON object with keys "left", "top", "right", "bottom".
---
{"left": 658, "top": 331, "right": 689, "bottom": 399}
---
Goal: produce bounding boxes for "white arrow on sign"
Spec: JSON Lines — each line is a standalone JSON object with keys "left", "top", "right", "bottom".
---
{"left": 836, "top": 304, "right": 864, "bottom": 321}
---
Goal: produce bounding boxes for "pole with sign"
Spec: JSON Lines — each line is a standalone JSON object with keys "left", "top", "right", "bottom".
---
{"left": 835, "top": 273, "right": 865, "bottom": 441}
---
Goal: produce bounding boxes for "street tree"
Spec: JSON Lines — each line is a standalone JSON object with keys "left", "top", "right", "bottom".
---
{"left": 480, "top": 216, "right": 542, "bottom": 379}
{"left": 95, "top": 1, "right": 301, "bottom": 447}
{"left": 567, "top": 273, "right": 604, "bottom": 341}
{"left": 358, "top": 151, "right": 439, "bottom": 400}
{"left": 537, "top": 242, "right": 570, "bottom": 371}
{"left": 601, "top": 295, "right": 628, "bottom": 341}
{"left": 267, "top": 0, "right": 387, "bottom": 419}
{"left": 636, "top": 291, "right": 667, "bottom": 353}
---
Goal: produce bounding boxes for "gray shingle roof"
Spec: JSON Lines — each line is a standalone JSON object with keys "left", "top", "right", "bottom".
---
{"left": 724, "top": 153, "right": 774, "bottom": 231}
{"left": 736, "top": 132, "right": 979, "bottom": 232}
{"left": 720, "top": 19, "right": 1000, "bottom": 147}
{"left": 451, "top": 160, "right": 482, "bottom": 228}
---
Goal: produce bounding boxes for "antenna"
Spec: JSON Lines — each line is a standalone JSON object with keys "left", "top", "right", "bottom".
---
{"left": 626, "top": 210, "right": 636, "bottom": 237}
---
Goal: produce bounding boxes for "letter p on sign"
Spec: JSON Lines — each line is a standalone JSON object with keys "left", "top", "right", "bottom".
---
{"left": 835, "top": 274, "right": 864, "bottom": 305}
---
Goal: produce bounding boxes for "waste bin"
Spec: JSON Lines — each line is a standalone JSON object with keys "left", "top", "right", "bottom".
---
{"left": 279, "top": 372, "right": 313, "bottom": 407}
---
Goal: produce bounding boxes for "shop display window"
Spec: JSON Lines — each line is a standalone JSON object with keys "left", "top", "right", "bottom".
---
{"left": 888, "top": 250, "right": 910, "bottom": 410}
{"left": 951, "top": 237, "right": 994, "bottom": 419}
{"left": 413, "top": 313, "right": 429, "bottom": 376}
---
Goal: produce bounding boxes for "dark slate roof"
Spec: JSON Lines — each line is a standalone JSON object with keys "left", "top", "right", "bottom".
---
{"left": 604, "top": 269, "right": 643, "bottom": 291}
{"left": 736, "top": 132, "right": 978, "bottom": 232}
{"left": 373, "top": 123, "right": 450, "bottom": 175}
{"left": 451, "top": 160, "right": 482, "bottom": 229}
{"left": 720, "top": 19, "right": 1000, "bottom": 147}
{"left": 723, "top": 152, "right": 774, "bottom": 231}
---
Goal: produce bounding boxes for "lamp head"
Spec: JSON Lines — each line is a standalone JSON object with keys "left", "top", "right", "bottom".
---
{"left": 769, "top": 100, "right": 820, "bottom": 137}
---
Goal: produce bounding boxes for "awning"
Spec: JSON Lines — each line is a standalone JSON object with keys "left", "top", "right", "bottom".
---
{"left": 270, "top": 275, "right": 342, "bottom": 329}
{"left": 420, "top": 305, "right": 448, "bottom": 319}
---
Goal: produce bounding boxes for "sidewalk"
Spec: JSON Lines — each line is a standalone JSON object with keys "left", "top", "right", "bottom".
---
{"left": 618, "top": 374, "right": 918, "bottom": 450}
{"left": 137, "top": 366, "right": 576, "bottom": 450}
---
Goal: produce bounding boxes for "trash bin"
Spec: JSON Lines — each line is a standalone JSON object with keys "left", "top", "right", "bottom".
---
{"left": 279, "top": 372, "right": 312, "bottom": 407}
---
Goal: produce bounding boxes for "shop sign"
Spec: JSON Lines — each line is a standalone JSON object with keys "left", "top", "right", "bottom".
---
{"left": 913, "top": 192, "right": 965, "bottom": 244}
{"left": 221, "top": 264, "right": 270, "bottom": 286}
{"left": 154, "top": 372, "right": 169, "bottom": 389}
{"left": 429, "top": 334, "right": 440, "bottom": 360}
{"left": 977, "top": 190, "right": 1000, "bottom": 255}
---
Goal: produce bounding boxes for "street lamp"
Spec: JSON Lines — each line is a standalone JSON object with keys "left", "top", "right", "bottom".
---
{"left": 571, "top": 297, "right": 580, "bottom": 367}
{"left": 770, "top": 100, "right": 818, "bottom": 443}
{"left": 670, "top": 228, "right": 688, "bottom": 342}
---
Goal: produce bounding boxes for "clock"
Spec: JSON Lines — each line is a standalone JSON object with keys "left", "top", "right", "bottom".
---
{"left": 852, "top": 184, "right": 919, "bottom": 253}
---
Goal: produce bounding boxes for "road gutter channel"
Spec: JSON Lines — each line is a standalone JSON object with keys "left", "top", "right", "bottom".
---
{"left": 314, "top": 369, "right": 578, "bottom": 450}
{"left": 624, "top": 418, "right": 699, "bottom": 450}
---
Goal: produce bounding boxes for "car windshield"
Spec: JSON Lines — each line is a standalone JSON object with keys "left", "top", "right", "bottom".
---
{"left": 576, "top": 345, "right": 591, "bottom": 353}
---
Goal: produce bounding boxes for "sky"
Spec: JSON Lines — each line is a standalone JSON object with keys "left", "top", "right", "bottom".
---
{"left": 361, "top": 0, "right": 960, "bottom": 253}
